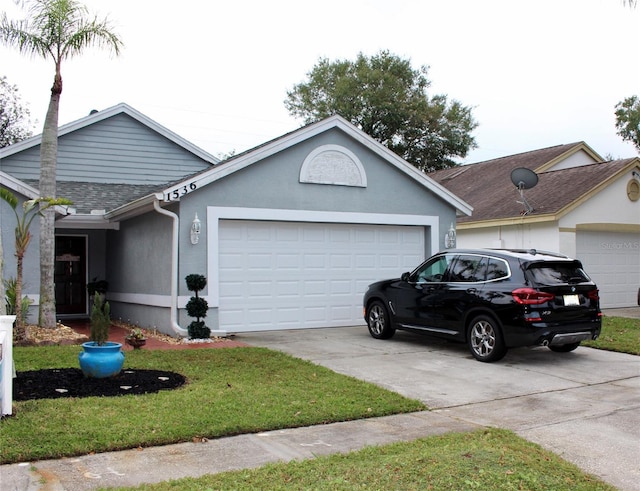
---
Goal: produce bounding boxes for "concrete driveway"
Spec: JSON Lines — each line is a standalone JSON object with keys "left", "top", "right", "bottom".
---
{"left": 238, "top": 325, "right": 640, "bottom": 491}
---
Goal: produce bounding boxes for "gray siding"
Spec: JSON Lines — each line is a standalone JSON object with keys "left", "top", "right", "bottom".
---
{"left": 1, "top": 114, "right": 212, "bottom": 184}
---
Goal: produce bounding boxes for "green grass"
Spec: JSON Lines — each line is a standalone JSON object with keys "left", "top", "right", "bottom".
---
{"left": 584, "top": 315, "right": 640, "bottom": 355}
{"left": 1, "top": 346, "right": 424, "bottom": 464}
{"left": 121, "top": 429, "right": 614, "bottom": 491}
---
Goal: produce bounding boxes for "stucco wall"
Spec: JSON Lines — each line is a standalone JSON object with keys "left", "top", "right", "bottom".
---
{"left": 106, "top": 208, "right": 175, "bottom": 327}
{"left": 457, "top": 222, "right": 560, "bottom": 253}
{"left": 560, "top": 171, "right": 640, "bottom": 227}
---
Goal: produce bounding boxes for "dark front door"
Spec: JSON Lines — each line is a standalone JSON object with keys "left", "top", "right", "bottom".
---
{"left": 55, "top": 236, "right": 87, "bottom": 315}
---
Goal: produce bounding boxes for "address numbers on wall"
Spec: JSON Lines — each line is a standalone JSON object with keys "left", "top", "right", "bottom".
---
{"left": 164, "top": 182, "right": 197, "bottom": 201}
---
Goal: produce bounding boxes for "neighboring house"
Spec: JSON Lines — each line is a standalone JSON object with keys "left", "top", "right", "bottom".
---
{"left": 1, "top": 103, "right": 471, "bottom": 335}
{"left": 430, "top": 142, "right": 640, "bottom": 308}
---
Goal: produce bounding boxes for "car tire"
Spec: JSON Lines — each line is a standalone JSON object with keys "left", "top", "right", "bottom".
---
{"left": 468, "top": 315, "right": 507, "bottom": 362}
{"left": 366, "top": 300, "right": 395, "bottom": 339}
{"left": 548, "top": 342, "right": 581, "bottom": 353}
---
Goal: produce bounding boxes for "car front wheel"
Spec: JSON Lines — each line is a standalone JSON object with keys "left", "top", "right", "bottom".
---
{"left": 468, "top": 315, "right": 507, "bottom": 362}
{"left": 366, "top": 300, "right": 395, "bottom": 339}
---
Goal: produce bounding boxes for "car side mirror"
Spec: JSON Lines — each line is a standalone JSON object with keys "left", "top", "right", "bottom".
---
{"left": 401, "top": 272, "right": 411, "bottom": 282}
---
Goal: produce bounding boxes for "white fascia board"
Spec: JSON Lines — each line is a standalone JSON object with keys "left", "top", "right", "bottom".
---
{"left": 0, "top": 172, "right": 40, "bottom": 199}
{"left": 55, "top": 214, "right": 120, "bottom": 230}
{"left": 104, "top": 193, "right": 158, "bottom": 221}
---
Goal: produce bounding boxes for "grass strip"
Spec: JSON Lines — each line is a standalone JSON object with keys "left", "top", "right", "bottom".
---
{"left": 119, "top": 429, "right": 615, "bottom": 491}
{"left": 1, "top": 346, "right": 423, "bottom": 463}
{"left": 585, "top": 315, "right": 640, "bottom": 355}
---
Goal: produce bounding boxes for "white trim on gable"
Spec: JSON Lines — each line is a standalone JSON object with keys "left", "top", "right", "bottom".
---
{"left": 0, "top": 171, "right": 40, "bottom": 199}
{"left": 161, "top": 116, "right": 473, "bottom": 217}
{"left": 0, "top": 103, "right": 220, "bottom": 165}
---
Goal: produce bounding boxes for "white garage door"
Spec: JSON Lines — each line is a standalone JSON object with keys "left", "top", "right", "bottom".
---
{"left": 576, "top": 231, "right": 640, "bottom": 308}
{"left": 218, "top": 220, "right": 426, "bottom": 332}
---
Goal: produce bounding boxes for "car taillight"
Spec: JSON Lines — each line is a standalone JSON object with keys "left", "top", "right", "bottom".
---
{"left": 512, "top": 288, "right": 555, "bottom": 305}
{"left": 587, "top": 289, "right": 599, "bottom": 301}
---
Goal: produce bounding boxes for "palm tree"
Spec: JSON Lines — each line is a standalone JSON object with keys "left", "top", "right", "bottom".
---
{"left": 0, "top": 0, "right": 122, "bottom": 328}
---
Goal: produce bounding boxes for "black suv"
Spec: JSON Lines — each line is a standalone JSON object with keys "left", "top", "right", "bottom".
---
{"left": 363, "top": 249, "right": 601, "bottom": 362}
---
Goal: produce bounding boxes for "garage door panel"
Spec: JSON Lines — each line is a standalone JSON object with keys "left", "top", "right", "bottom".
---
{"left": 577, "top": 231, "right": 639, "bottom": 308}
{"left": 219, "top": 220, "right": 425, "bottom": 331}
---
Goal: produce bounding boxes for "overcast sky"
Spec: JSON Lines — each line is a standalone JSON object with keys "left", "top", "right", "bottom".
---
{"left": 2, "top": 0, "right": 639, "bottom": 163}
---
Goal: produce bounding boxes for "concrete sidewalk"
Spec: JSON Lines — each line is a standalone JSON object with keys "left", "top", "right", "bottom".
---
{"left": 1, "top": 411, "right": 479, "bottom": 490}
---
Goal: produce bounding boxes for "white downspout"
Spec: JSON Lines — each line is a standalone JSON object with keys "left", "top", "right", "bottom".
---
{"left": 153, "top": 199, "right": 188, "bottom": 337}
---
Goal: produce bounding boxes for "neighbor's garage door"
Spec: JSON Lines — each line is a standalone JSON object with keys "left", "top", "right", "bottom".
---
{"left": 218, "top": 220, "right": 425, "bottom": 332}
{"left": 576, "top": 230, "right": 640, "bottom": 308}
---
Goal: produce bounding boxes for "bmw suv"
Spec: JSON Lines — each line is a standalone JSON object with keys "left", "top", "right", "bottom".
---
{"left": 363, "top": 249, "right": 601, "bottom": 362}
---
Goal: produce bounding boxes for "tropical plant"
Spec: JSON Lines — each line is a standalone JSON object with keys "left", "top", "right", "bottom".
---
{"left": 185, "top": 274, "right": 210, "bottom": 339}
{"left": 0, "top": 188, "right": 72, "bottom": 334}
{"left": 4, "top": 277, "right": 33, "bottom": 327}
{"left": 285, "top": 50, "right": 478, "bottom": 171}
{"left": 0, "top": 0, "right": 123, "bottom": 328}
{"left": 89, "top": 293, "right": 110, "bottom": 345}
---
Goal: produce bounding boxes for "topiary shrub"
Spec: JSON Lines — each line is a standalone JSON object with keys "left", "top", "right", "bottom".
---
{"left": 185, "top": 274, "right": 210, "bottom": 339}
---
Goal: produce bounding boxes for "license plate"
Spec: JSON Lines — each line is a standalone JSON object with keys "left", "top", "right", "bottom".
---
{"left": 563, "top": 294, "right": 580, "bottom": 306}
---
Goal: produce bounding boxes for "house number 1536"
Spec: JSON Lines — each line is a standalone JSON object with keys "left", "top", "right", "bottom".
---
{"left": 166, "top": 182, "right": 197, "bottom": 201}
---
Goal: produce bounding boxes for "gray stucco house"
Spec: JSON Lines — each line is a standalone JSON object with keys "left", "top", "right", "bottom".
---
{"left": 1, "top": 103, "right": 471, "bottom": 336}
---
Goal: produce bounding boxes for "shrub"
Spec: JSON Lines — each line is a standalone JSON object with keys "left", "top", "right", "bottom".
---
{"left": 185, "top": 274, "right": 210, "bottom": 339}
{"left": 90, "top": 293, "right": 111, "bottom": 345}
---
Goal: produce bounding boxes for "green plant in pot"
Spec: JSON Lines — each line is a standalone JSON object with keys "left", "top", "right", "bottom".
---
{"left": 78, "top": 293, "right": 124, "bottom": 378}
{"left": 125, "top": 327, "right": 146, "bottom": 349}
{"left": 185, "top": 274, "right": 211, "bottom": 339}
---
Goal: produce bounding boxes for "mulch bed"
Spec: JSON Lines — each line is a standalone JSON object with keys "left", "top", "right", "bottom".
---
{"left": 13, "top": 368, "right": 187, "bottom": 401}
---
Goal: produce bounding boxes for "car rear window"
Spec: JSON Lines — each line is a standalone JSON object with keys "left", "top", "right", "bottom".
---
{"left": 527, "top": 262, "right": 591, "bottom": 285}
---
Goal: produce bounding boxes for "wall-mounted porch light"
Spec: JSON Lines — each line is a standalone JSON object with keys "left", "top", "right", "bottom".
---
{"left": 190, "top": 213, "right": 201, "bottom": 245}
{"left": 444, "top": 222, "right": 457, "bottom": 249}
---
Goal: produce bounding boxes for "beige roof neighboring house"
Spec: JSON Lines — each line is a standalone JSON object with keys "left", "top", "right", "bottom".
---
{"left": 429, "top": 142, "right": 638, "bottom": 226}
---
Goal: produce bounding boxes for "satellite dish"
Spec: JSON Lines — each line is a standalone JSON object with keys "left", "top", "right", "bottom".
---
{"left": 510, "top": 167, "right": 539, "bottom": 190}
{"left": 510, "top": 168, "right": 538, "bottom": 215}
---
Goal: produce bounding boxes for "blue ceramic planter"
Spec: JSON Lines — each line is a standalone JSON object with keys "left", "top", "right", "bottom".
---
{"left": 79, "top": 342, "right": 125, "bottom": 378}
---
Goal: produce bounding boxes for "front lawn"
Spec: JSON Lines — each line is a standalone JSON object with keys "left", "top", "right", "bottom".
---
{"left": 1, "top": 346, "right": 424, "bottom": 463}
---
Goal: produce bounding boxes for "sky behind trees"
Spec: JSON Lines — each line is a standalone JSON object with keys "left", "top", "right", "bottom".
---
{"left": 1, "top": 0, "right": 638, "bottom": 163}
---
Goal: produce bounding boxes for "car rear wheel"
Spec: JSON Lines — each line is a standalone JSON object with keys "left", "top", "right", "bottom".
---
{"left": 548, "top": 342, "right": 581, "bottom": 353}
{"left": 468, "top": 315, "right": 507, "bottom": 362}
{"left": 366, "top": 301, "right": 395, "bottom": 339}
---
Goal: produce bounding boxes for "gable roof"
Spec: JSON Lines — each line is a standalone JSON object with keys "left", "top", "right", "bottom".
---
{"left": 111, "top": 114, "right": 471, "bottom": 220}
{"left": 0, "top": 102, "right": 220, "bottom": 165}
{"left": 431, "top": 151, "right": 639, "bottom": 226}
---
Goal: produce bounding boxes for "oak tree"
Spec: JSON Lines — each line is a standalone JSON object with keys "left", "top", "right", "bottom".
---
{"left": 285, "top": 51, "right": 478, "bottom": 171}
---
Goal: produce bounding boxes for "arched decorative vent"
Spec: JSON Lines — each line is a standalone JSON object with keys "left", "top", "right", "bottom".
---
{"left": 299, "top": 145, "right": 367, "bottom": 187}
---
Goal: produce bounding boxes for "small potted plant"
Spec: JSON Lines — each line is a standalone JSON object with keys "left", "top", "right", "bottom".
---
{"left": 125, "top": 328, "right": 147, "bottom": 349}
{"left": 78, "top": 293, "right": 125, "bottom": 378}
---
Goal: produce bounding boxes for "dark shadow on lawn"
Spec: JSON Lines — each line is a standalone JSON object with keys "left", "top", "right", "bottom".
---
{"left": 13, "top": 368, "right": 187, "bottom": 401}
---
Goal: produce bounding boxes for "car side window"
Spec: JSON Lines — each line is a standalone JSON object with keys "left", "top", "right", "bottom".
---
{"left": 413, "top": 255, "right": 453, "bottom": 283}
{"left": 449, "top": 255, "right": 484, "bottom": 282}
{"left": 477, "top": 257, "right": 510, "bottom": 281}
